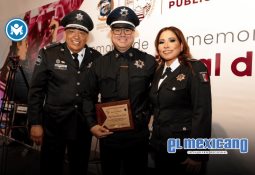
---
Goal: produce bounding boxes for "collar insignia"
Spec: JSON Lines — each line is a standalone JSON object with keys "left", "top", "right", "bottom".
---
{"left": 129, "top": 52, "right": 133, "bottom": 57}
{"left": 87, "top": 62, "right": 93, "bottom": 68}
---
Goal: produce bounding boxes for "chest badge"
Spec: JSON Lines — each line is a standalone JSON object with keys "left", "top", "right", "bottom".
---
{"left": 176, "top": 74, "right": 186, "bottom": 81}
{"left": 87, "top": 62, "right": 93, "bottom": 68}
{"left": 134, "top": 59, "right": 144, "bottom": 69}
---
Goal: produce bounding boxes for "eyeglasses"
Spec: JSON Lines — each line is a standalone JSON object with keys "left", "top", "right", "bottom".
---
{"left": 112, "top": 28, "right": 133, "bottom": 35}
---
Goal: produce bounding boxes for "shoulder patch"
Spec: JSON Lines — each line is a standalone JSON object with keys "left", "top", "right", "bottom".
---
{"left": 35, "top": 54, "right": 42, "bottom": 65}
{"left": 199, "top": 72, "right": 210, "bottom": 83}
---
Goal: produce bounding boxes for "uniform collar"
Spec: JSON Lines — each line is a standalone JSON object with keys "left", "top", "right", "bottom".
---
{"left": 113, "top": 48, "right": 134, "bottom": 59}
{"left": 70, "top": 47, "right": 86, "bottom": 58}
{"left": 163, "top": 58, "right": 180, "bottom": 73}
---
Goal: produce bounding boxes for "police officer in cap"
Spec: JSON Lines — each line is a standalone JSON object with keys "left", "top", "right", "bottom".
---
{"left": 83, "top": 6, "right": 157, "bottom": 175}
{"left": 28, "top": 10, "right": 101, "bottom": 175}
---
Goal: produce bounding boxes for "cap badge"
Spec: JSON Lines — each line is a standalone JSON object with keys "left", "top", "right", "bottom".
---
{"left": 75, "top": 13, "right": 84, "bottom": 21}
{"left": 134, "top": 59, "right": 144, "bottom": 69}
{"left": 176, "top": 74, "right": 186, "bottom": 81}
{"left": 120, "top": 7, "right": 128, "bottom": 16}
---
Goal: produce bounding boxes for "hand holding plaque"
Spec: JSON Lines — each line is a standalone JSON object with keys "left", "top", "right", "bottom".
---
{"left": 96, "top": 100, "right": 134, "bottom": 131}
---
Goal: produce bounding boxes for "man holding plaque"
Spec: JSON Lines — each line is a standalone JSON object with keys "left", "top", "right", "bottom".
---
{"left": 83, "top": 6, "right": 157, "bottom": 175}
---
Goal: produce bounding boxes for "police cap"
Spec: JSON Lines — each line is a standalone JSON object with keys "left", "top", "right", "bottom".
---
{"left": 60, "top": 10, "right": 93, "bottom": 33}
{"left": 106, "top": 6, "right": 139, "bottom": 29}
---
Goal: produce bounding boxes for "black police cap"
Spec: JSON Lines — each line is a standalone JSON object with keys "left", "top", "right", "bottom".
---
{"left": 106, "top": 6, "right": 139, "bottom": 29}
{"left": 60, "top": 10, "right": 93, "bottom": 32}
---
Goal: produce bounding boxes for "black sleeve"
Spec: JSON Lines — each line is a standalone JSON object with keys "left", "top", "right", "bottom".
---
{"left": 27, "top": 49, "right": 48, "bottom": 125}
{"left": 189, "top": 61, "right": 212, "bottom": 161}
{"left": 82, "top": 58, "right": 100, "bottom": 128}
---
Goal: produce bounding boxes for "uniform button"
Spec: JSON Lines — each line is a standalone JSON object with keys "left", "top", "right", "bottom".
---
{"left": 74, "top": 105, "right": 78, "bottom": 108}
{"left": 77, "top": 71, "right": 80, "bottom": 74}
{"left": 77, "top": 82, "right": 80, "bottom": 85}
{"left": 182, "top": 127, "right": 187, "bottom": 131}
{"left": 76, "top": 93, "right": 79, "bottom": 97}
{"left": 172, "top": 87, "right": 176, "bottom": 91}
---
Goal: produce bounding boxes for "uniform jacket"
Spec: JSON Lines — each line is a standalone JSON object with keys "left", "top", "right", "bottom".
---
{"left": 83, "top": 48, "right": 156, "bottom": 139}
{"left": 28, "top": 43, "right": 101, "bottom": 139}
{"left": 149, "top": 60, "right": 212, "bottom": 161}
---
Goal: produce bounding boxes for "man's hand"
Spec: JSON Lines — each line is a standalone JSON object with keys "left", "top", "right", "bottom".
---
{"left": 30, "top": 125, "right": 43, "bottom": 145}
{"left": 181, "top": 157, "right": 202, "bottom": 174}
{"left": 90, "top": 125, "right": 113, "bottom": 138}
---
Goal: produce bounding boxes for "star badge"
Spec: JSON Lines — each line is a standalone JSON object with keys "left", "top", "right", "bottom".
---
{"left": 134, "top": 59, "right": 144, "bottom": 69}
{"left": 176, "top": 74, "right": 185, "bottom": 81}
{"left": 87, "top": 62, "right": 93, "bottom": 68}
{"left": 75, "top": 13, "right": 83, "bottom": 21}
{"left": 120, "top": 8, "right": 128, "bottom": 16}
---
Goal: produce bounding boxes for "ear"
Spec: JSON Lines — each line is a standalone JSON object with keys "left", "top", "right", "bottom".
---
{"left": 181, "top": 43, "right": 184, "bottom": 52}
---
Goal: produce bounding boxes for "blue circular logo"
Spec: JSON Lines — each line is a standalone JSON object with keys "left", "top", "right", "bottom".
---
{"left": 5, "top": 18, "right": 28, "bottom": 41}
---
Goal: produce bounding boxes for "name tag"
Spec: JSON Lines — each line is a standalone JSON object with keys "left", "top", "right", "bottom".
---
{"left": 54, "top": 64, "right": 67, "bottom": 70}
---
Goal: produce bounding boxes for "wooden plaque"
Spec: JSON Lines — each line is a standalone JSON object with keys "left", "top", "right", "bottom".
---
{"left": 96, "top": 100, "right": 134, "bottom": 131}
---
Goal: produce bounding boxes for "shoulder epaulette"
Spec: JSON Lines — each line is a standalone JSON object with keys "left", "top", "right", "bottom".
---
{"left": 88, "top": 47, "right": 99, "bottom": 53}
{"left": 43, "top": 42, "right": 61, "bottom": 50}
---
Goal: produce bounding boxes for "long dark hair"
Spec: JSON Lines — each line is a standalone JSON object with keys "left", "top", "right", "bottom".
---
{"left": 154, "top": 26, "right": 193, "bottom": 66}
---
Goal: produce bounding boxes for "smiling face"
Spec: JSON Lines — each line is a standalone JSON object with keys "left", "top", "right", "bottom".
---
{"left": 111, "top": 28, "right": 135, "bottom": 53}
{"left": 157, "top": 30, "right": 183, "bottom": 66}
{"left": 65, "top": 28, "right": 88, "bottom": 53}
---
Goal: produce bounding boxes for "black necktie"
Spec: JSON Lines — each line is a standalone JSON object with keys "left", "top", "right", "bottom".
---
{"left": 118, "top": 56, "right": 129, "bottom": 99}
{"left": 160, "top": 67, "right": 171, "bottom": 79}
{"left": 72, "top": 53, "right": 79, "bottom": 69}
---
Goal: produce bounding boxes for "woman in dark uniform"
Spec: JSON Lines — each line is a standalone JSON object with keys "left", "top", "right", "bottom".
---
{"left": 149, "top": 26, "right": 212, "bottom": 175}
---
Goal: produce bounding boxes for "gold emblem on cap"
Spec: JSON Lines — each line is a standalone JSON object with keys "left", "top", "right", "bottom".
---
{"left": 120, "top": 8, "right": 128, "bottom": 16}
{"left": 75, "top": 13, "right": 84, "bottom": 21}
{"left": 134, "top": 59, "right": 144, "bottom": 69}
{"left": 176, "top": 74, "right": 186, "bottom": 81}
